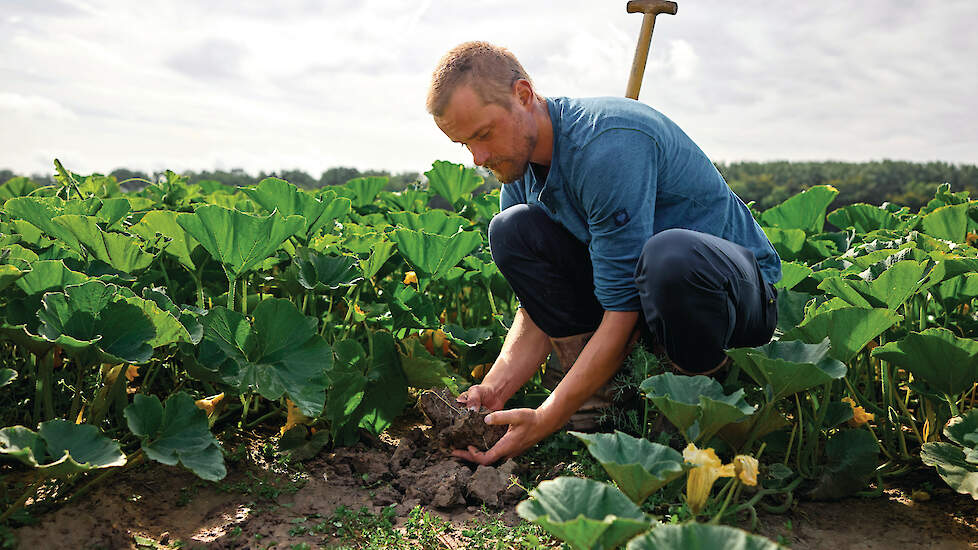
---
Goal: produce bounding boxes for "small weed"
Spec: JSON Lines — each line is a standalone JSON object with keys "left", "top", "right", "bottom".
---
{"left": 228, "top": 526, "right": 243, "bottom": 539}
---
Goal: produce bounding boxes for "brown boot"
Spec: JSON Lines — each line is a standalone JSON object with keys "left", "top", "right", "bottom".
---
{"left": 545, "top": 330, "right": 639, "bottom": 432}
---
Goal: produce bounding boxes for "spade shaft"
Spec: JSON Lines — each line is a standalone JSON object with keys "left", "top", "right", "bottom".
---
{"left": 625, "top": 0, "right": 678, "bottom": 100}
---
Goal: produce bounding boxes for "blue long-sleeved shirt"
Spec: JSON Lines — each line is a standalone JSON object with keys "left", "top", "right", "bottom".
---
{"left": 500, "top": 96, "right": 781, "bottom": 311}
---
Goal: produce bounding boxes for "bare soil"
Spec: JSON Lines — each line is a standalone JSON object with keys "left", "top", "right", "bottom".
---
{"left": 9, "top": 396, "right": 978, "bottom": 549}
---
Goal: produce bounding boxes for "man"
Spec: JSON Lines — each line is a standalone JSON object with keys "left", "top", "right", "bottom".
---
{"left": 427, "top": 41, "right": 780, "bottom": 466}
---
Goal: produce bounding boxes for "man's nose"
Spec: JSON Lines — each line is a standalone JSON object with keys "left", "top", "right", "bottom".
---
{"left": 469, "top": 144, "right": 489, "bottom": 167}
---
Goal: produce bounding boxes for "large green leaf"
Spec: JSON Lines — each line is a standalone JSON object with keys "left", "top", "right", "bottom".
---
{"left": 921, "top": 202, "right": 972, "bottom": 243}
{"left": 808, "top": 429, "right": 879, "bottom": 500}
{"left": 725, "top": 339, "right": 847, "bottom": 403}
{"left": 37, "top": 280, "right": 156, "bottom": 366}
{"left": 391, "top": 228, "right": 483, "bottom": 282}
{"left": 762, "top": 227, "right": 806, "bottom": 261}
{"left": 0, "top": 264, "right": 26, "bottom": 292}
{"left": 176, "top": 205, "right": 304, "bottom": 281}
{"left": 0, "top": 176, "right": 39, "bottom": 202}
{"left": 932, "top": 273, "right": 978, "bottom": 308}
{"left": 294, "top": 248, "right": 363, "bottom": 291}
{"left": 827, "top": 204, "right": 903, "bottom": 233}
{"left": 344, "top": 176, "right": 388, "bottom": 208}
{"left": 626, "top": 523, "right": 784, "bottom": 550}
{"left": 324, "top": 339, "right": 368, "bottom": 441}
{"left": 871, "top": 328, "right": 978, "bottom": 396}
{"left": 760, "top": 185, "right": 838, "bottom": 234}
{"left": 571, "top": 431, "right": 685, "bottom": 505}
{"left": 517, "top": 476, "right": 652, "bottom": 550}
{"left": 0, "top": 420, "right": 126, "bottom": 479}
{"left": 15, "top": 260, "right": 89, "bottom": 295}
{"left": 387, "top": 210, "right": 469, "bottom": 236}
{"left": 119, "top": 293, "right": 192, "bottom": 348}
{"left": 355, "top": 331, "right": 408, "bottom": 435}
{"left": 4, "top": 197, "right": 84, "bottom": 253}
{"left": 425, "top": 161, "right": 483, "bottom": 207}
{"left": 639, "top": 373, "right": 754, "bottom": 442}
{"left": 124, "top": 392, "right": 226, "bottom": 481}
{"left": 244, "top": 178, "right": 351, "bottom": 239}
{"left": 358, "top": 240, "right": 396, "bottom": 279}
{"left": 442, "top": 323, "right": 493, "bottom": 347}
{"left": 52, "top": 214, "right": 155, "bottom": 273}
{"left": 945, "top": 409, "right": 978, "bottom": 451}
{"left": 782, "top": 306, "right": 902, "bottom": 363}
{"left": 775, "top": 262, "right": 812, "bottom": 291}
{"left": 380, "top": 189, "right": 430, "bottom": 213}
{"left": 197, "top": 299, "right": 331, "bottom": 417}
{"left": 921, "top": 442, "right": 978, "bottom": 500}
{"left": 385, "top": 283, "right": 441, "bottom": 331}
{"left": 129, "top": 210, "right": 201, "bottom": 271}
{"left": 817, "top": 260, "right": 928, "bottom": 310}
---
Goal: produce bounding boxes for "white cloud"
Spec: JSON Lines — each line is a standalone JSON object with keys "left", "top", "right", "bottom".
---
{"left": 0, "top": 0, "right": 976, "bottom": 177}
{"left": 0, "top": 92, "right": 77, "bottom": 120}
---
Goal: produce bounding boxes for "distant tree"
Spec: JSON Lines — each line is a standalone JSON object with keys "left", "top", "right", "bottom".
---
{"left": 320, "top": 167, "right": 361, "bottom": 187}
{"left": 0, "top": 169, "right": 15, "bottom": 185}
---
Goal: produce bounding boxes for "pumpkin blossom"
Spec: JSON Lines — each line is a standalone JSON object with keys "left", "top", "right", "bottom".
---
{"left": 683, "top": 443, "right": 735, "bottom": 514}
{"left": 281, "top": 398, "right": 310, "bottom": 435}
{"left": 843, "top": 396, "right": 874, "bottom": 427}
{"left": 195, "top": 392, "right": 225, "bottom": 417}
{"left": 403, "top": 271, "right": 418, "bottom": 285}
{"left": 733, "top": 455, "right": 759, "bottom": 486}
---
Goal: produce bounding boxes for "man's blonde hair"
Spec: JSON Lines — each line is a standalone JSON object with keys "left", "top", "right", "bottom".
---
{"left": 426, "top": 41, "right": 532, "bottom": 117}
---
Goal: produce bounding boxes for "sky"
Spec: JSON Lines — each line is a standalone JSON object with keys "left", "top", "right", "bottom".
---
{"left": 1, "top": 0, "right": 976, "bottom": 179}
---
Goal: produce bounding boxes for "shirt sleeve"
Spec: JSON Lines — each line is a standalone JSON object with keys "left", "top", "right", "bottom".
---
{"left": 573, "top": 129, "right": 658, "bottom": 311}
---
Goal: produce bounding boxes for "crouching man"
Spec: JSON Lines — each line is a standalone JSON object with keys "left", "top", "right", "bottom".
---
{"left": 426, "top": 42, "right": 780, "bottom": 465}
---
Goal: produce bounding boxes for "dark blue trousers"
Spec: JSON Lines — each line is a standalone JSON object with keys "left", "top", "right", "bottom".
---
{"left": 488, "top": 204, "right": 778, "bottom": 373}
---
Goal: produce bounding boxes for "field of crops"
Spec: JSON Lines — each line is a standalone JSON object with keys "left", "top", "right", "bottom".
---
{"left": 1, "top": 160, "right": 978, "bottom": 549}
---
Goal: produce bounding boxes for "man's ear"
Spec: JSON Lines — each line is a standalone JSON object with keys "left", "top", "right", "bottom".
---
{"left": 513, "top": 79, "right": 534, "bottom": 107}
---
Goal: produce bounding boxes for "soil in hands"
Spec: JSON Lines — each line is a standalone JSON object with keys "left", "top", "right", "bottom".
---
{"left": 11, "top": 389, "right": 523, "bottom": 549}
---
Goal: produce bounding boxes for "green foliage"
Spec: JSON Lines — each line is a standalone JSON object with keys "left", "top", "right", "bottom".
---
{"left": 640, "top": 373, "right": 754, "bottom": 443}
{"left": 571, "top": 431, "right": 685, "bottom": 505}
{"left": 516, "top": 476, "right": 652, "bottom": 550}
{"left": 0, "top": 419, "right": 126, "bottom": 478}
{"left": 626, "top": 523, "right": 784, "bottom": 549}
{"left": 125, "top": 392, "right": 226, "bottom": 480}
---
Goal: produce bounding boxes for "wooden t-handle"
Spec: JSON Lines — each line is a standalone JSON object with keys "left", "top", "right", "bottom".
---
{"left": 625, "top": 0, "right": 678, "bottom": 100}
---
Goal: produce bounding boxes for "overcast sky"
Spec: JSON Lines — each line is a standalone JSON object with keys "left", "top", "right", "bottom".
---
{"left": 1, "top": 0, "right": 976, "bottom": 178}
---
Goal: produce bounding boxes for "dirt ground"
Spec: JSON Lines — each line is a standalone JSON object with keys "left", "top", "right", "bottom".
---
{"left": 9, "top": 397, "right": 978, "bottom": 549}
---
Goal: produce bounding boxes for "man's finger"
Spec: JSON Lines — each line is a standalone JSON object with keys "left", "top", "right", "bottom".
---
{"left": 484, "top": 408, "right": 525, "bottom": 426}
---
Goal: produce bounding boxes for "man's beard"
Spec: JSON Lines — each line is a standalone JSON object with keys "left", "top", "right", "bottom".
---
{"left": 489, "top": 127, "right": 537, "bottom": 184}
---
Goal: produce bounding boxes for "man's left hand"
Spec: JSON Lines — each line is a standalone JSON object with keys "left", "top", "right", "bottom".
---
{"left": 451, "top": 407, "right": 556, "bottom": 465}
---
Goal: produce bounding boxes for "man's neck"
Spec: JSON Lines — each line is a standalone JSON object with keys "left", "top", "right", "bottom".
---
{"left": 529, "top": 96, "right": 553, "bottom": 166}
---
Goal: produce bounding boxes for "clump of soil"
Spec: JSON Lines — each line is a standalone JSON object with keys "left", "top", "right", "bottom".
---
{"left": 328, "top": 417, "right": 522, "bottom": 512}
{"left": 417, "top": 387, "right": 507, "bottom": 452}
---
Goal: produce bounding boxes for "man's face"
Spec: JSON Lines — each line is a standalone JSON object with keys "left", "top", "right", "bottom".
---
{"left": 434, "top": 83, "right": 536, "bottom": 184}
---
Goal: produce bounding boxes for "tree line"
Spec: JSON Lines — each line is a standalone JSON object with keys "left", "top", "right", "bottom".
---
{"left": 2, "top": 160, "right": 976, "bottom": 212}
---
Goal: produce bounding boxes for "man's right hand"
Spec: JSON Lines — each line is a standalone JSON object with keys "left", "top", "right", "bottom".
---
{"left": 456, "top": 384, "right": 505, "bottom": 412}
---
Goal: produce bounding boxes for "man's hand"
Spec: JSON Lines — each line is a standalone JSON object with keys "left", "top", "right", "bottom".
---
{"left": 456, "top": 384, "right": 506, "bottom": 412}
{"left": 451, "top": 407, "right": 555, "bottom": 466}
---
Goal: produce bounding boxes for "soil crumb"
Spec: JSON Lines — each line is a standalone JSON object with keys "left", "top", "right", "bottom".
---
{"left": 417, "top": 387, "right": 506, "bottom": 452}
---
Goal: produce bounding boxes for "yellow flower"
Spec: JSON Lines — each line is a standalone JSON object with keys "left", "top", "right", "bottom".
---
{"left": 733, "top": 455, "right": 759, "bottom": 486}
{"left": 683, "top": 443, "right": 735, "bottom": 514}
{"left": 403, "top": 271, "right": 418, "bottom": 285}
{"left": 195, "top": 393, "right": 225, "bottom": 417}
{"left": 124, "top": 364, "right": 139, "bottom": 382}
{"left": 843, "top": 397, "right": 874, "bottom": 427}
{"left": 281, "top": 398, "right": 310, "bottom": 435}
